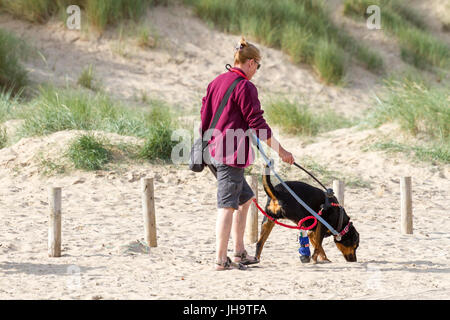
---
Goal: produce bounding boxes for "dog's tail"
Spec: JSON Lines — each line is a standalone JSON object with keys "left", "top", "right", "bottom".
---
{"left": 262, "top": 164, "right": 280, "bottom": 201}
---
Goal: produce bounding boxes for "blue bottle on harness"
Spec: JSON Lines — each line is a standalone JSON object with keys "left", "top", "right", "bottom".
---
{"left": 298, "top": 230, "right": 311, "bottom": 263}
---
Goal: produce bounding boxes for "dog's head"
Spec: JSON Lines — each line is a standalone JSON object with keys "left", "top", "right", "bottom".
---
{"left": 334, "top": 222, "right": 359, "bottom": 262}
{"left": 323, "top": 201, "right": 360, "bottom": 262}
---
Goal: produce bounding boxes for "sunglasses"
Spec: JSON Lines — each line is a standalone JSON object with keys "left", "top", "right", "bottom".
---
{"left": 254, "top": 59, "right": 261, "bottom": 70}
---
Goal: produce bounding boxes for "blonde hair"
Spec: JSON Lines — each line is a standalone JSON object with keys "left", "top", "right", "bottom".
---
{"left": 234, "top": 36, "right": 261, "bottom": 65}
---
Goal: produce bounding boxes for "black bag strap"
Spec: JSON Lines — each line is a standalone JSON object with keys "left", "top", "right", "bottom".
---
{"left": 202, "top": 76, "right": 244, "bottom": 147}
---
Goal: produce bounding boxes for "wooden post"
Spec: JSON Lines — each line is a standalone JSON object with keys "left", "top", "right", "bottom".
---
{"left": 400, "top": 176, "right": 413, "bottom": 234}
{"left": 48, "top": 187, "right": 62, "bottom": 257}
{"left": 141, "top": 177, "right": 157, "bottom": 247}
{"left": 245, "top": 175, "right": 258, "bottom": 244}
{"left": 333, "top": 180, "right": 345, "bottom": 207}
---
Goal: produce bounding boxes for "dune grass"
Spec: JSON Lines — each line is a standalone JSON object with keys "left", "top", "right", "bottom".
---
{"left": 0, "top": 0, "right": 60, "bottom": 23}
{"left": 77, "top": 64, "right": 101, "bottom": 91}
{"left": 0, "top": 29, "right": 30, "bottom": 94}
{"left": 369, "top": 79, "right": 449, "bottom": 141}
{"left": 367, "top": 140, "right": 449, "bottom": 164}
{"left": 365, "top": 77, "right": 449, "bottom": 163}
{"left": 20, "top": 86, "right": 146, "bottom": 137}
{"left": 344, "top": 0, "right": 450, "bottom": 69}
{"left": 186, "top": 0, "right": 383, "bottom": 84}
{"left": 136, "top": 25, "right": 159, "bottom": 49}
{"left": 265, "top": 99, "right": 354, "bottom": 136}
{"left": 0, "top": 89, "right": 22, "bottom": 123}
{"left": 313, "top": 40, "right": 346, "bottom": 85}
{"left": 66, "top": 133, "right": 112, "bottom": 170}
{"left": 0, "top": 125, "right": 7, "bottom": 149}
{"left": 139, "top": 122, "right": 177, "bottom": 161}
{"left": 138, "top": 100, "right": 179, "bottom": 161}
{"left": 14, "top": 86, "right": 178, "bottom": 162}
{"left": 0, "top": 0, "right": 168, "bottom": 31}
{"left": 85, "top": 0, "right": 150, "bottom": 32}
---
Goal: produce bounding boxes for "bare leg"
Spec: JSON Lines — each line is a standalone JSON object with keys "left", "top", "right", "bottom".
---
{"left": 231, "top": 198, "right": 253, "bottom": 254}
{"left": 231, "top": 198, "right": 256, "bottom": 262}
{"left": 216, "top": 207, "right": 234, "bottom": 264}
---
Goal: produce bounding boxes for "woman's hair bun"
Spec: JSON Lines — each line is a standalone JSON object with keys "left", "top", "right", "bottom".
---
{"left": 239, "top": 36, "right": 248, "bottom": 47}
{"left": 233, "top": 36, "right": 261, "bottom": 65}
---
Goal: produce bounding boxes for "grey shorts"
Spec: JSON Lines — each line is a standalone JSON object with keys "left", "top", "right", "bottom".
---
{"left": 209, "top": 155, "right": 255, "bottom": 210}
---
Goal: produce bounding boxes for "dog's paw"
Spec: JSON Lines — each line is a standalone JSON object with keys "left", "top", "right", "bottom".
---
{"left": 317, "top": 256, "right": 332, "bottom": 263}
{"left": 299, "top": 255, "right": 311, "bottom": 264}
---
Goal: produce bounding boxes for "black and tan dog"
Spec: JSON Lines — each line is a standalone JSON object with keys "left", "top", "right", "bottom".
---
{"left": 255, "top": 165, "right": 359, "bottom": 263}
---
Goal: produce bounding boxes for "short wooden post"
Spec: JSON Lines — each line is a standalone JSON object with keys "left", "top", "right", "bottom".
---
{"left": 333, "top": 180, "right": 345, "bottom": 207}
{"left": 245, "top": 175, "right": 258, "bottom": 244}
{"left": 400, "top": 176, "right": 413, "bottom": 234}
{"left": 48, "top": 187, "right": 62, "bottom": 257}
{"left": 141, "top": 177, "right": 157, "bottom": 247}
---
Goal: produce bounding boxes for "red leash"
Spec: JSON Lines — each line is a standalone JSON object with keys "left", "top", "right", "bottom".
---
{"left": 252, "top": 198, "right": 320, "bottom": 230}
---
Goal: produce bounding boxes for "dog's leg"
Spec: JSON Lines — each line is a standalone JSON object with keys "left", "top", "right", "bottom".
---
{"left": 255, "top": 217, "right": 275, "bottom": 260}
{"left": 308, "top": 222, "right": 331, "bottom": 263}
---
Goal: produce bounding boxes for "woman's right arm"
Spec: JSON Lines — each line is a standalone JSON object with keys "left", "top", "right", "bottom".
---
{"left": 265, "top": 135, "right": 295, "bottom": 165}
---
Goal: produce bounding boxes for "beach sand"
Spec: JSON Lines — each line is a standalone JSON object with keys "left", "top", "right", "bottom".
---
{"left": 0, "top": 126, "right": 448, "bottom": 300}
{"left": 0, "top": 4, "right": 449, "bottom": 300}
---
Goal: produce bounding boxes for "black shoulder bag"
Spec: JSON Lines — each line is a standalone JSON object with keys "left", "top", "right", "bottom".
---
{"left": 189, "top": 77, "right": 244, "bottom": 172}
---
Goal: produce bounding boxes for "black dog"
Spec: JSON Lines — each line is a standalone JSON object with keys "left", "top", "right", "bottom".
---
{"left": 255, "top": 165, "right": 359, "bottom": 263}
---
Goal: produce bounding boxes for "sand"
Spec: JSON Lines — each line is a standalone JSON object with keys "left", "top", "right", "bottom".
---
{"left": 0, "top": 125, "right": 448, "bottom": 300}
{"left": 0, "top": 4, "right": 449, "bottom": 300}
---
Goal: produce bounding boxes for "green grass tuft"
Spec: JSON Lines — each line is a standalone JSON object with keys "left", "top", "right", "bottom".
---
{"left": 0, "top": 125, "right": 7, "bottom": 149}
{"left": 66, "top": 133, "right": 112, "bottom": 170}
{"left": 85, "top": 0, "right": 154, "bottom": 32}
{"left": 77, "top": 64, "right": 101, "bottom": 91}
{"left": 0, "top": 0, "right": 59, "bottom": 23}
{"left": 139, "top": 102, "right": 179, "bottom": 161}
{"left": 39, "top": 156, "right": 67, "bottom": 175}
{"left": 313, "top": 40, "right": 346, "bottom": 85}
{"left": 368, "top": 140, "right": 449, "bottom": 164}
{"left": 139, "top": 122, "right": 177, "bottom": 161}
{"left": 0, "top": 89, "right": 22, "bottom": 123}
{"left": 265, "top": 99, "right": 354, "bottom": 136}
{"left": 0, "top": 29, "right": 30, "bottom": 94}
{"left": 137, "top": 26, "right": 159, "bottom": 49}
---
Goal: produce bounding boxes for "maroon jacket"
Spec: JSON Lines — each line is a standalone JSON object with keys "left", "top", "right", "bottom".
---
{"left": 200, "top": 67, "right": 272, "bottom": 168}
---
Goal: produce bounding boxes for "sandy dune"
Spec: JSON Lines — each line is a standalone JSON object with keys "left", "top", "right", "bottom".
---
{"left": 0, "top": 4, "right": 449, "bottom": 300}
{"left": 0, "top": 125, "right": 448, "bottom": 299}
{"left": 0, "top": 5, "right": 379, "bottom": 118}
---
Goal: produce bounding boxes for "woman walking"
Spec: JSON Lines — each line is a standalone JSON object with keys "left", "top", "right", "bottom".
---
{"left": 200, "top": 37, "right": 294, "bottom": 270}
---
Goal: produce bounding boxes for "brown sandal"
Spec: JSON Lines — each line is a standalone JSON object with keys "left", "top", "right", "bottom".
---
{"left": 233, "top": 250, "right": 260, "bottom": 265}
{"left": 215, "top": 257, "right": 247, "bottom": 271}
